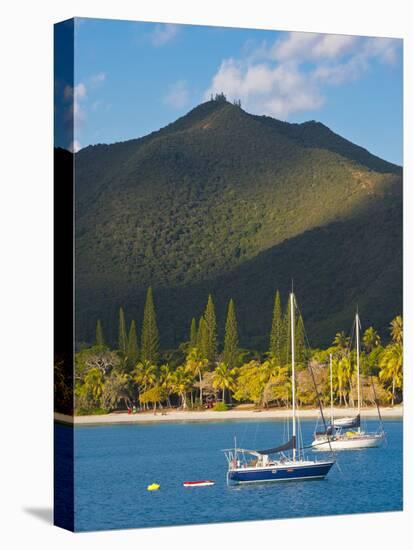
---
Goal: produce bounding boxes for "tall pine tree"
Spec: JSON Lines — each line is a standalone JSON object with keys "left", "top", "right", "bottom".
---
{"left": 197, "top": 316, "right": 208, "bottom": 360}
{"left": 140, "top": 287, "right": 159, "bottom": 363}
{"left": 295, "top": 314, "right": 306, "bottom": 364}
{"left": 96, "top": 319, "right": 105, "bottom": 348}
{"left": 118, "top": 307, "right": 127, "bottom": 354}
{"left": 204, "top": 294, "right": 217, "bottom": 363}
{"left": 127, "top": 320, "right": 139, "bottom": 367}
{"left": 189, "top": 317, "right": 197, "bottom": 349}
{"left": 223, "top": 299, "right": 238, "bottom": 369}
{"left": 269, "top": 290, "right": 283, "bottom": 358}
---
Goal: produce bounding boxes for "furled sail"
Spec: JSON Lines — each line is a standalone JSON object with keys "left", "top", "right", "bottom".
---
{"left": 257, "top": 436, "right": 296, "bottom": 455}
{"left": 315, "top": 414, "right": 360, "bottom": 436}
{"left": 332, "top": 414, "right": 360, "bottom": 429}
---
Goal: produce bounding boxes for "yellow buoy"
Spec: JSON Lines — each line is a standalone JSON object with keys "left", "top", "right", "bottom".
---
{"left": 147, "top": 483, "right": 160, "bottom": 491}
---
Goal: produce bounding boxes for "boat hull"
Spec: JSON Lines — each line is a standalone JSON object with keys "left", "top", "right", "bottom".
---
{"left": 183, "top": 481, "right": 215, "bottom": 487}
{"left": 312, "top": 433, "right": 384, "bottom": 451}
{"left": 227, "top": 461, "right": 334, "bottom": 485}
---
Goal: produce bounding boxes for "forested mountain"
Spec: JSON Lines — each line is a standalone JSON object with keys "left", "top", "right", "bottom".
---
{"left": 70, "top": 97, "right": 402, "bottom": 349}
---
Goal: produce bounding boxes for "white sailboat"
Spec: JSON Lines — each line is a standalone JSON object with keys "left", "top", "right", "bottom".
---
{"left": 224, "top": 292, "right": 335, "bottom": 484}
{"left": 312, "top": 312, "right": 385, "bottom": 451}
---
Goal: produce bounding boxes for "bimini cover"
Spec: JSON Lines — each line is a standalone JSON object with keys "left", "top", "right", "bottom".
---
{"left": 257, "top": 435, "right": 296, "bottom": 455}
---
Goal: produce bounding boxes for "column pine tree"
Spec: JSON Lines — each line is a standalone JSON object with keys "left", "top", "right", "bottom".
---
{"left": 189, "top": 317, "right": 197, "bottom": 349}
{"left": 223, "top": 299, "right": 238, "bottom": 369}
{"left": 197, "top": 317, "right": 208, "bottom": 360}
{"left": 127, "top": 320, "right": 139, "bottom": 367}
{"left": 269, "top": 290, "right": 283, "bottom": 358}
{"left": 295, "top": 314, "right": 306, "bottom": 364}
{"left": 204, "top": 294, "right": 217, "bottom": 363}
{"left": 140, "top": 287, "right": 159, "bottom": 363}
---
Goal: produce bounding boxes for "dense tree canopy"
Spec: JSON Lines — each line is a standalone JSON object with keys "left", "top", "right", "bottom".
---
{"left": 67, "top": 287, "right": 403, "bottom": 416}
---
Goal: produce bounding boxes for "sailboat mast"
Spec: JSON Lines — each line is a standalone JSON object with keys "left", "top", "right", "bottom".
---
{"left": 290, "top": 292, "right": 296, "bottom": 461}
{"left": 330, "top": 353, "right": 334, "bottom": 426}
{"left": 356, "top": 312, "right": 361, "bottom": 431}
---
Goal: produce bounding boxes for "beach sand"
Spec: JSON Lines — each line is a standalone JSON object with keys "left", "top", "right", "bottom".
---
{"left": 55, "top": 405, "right": 403, "bottom": 425}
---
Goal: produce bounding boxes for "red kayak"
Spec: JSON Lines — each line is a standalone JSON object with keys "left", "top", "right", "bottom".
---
{"left": 182, "top": 480, "right": 215, "bottom": 487}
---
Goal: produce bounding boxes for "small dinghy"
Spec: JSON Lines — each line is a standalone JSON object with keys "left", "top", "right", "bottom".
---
{"left": 182, "top": 480, "right": 215, "bottom": 487}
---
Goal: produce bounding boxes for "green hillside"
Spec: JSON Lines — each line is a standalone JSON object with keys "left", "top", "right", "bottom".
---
{"left": 73, "top": 98, "right": 402, "bottom": 349}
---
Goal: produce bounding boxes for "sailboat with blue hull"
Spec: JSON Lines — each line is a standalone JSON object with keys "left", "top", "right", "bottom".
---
{"left": 226, "top": 448, "right": 334, "bottom": 484}
{"left": 224, "top": 291, "right": 335, "bottom": 485}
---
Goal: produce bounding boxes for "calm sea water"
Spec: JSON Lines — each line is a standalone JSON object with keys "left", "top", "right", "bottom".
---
{"left": 68, "top": 418, "right": 402, "bottom": 531}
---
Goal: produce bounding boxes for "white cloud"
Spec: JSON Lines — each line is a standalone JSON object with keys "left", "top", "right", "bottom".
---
{"left": 63, "top": 82, "right": 86, "bottom": 102}
{"left": 63, "top": 74, "right": 107, "bottom": 131}
{"left": 164, "top": 80, "right": 189, "bottom": 109}
{"left": 89, "top": 72, "right": 106, "bottom": 86}
{"left": 205, "top": 58, "right": 323, "bottom": 118}
{"left": 362, "top": 37, "right": 400, "bottom": 65}
{"left": 205, "top": 32, "right": 401, "bottom": 119}
{"left": 62, "top": 73, "right": 107, "bottom": 151}
{"left": 272, "top": 33, "right": 358, "bottom": 62}
{"left": 75, "top": 82, "right": 87, "bottom": 97}
{"left": 62, "top": 83, "right": 86, "bottom": 123}
{"left": 151, "top": 23, "right": 179, "bottom": 46}
{"left": 73, "top": 83, "right": 87, "bottom": 123}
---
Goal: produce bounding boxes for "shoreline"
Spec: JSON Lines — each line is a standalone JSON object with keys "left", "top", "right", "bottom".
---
{"left": 54, "top": 405, "right": 403, "bottom": 426}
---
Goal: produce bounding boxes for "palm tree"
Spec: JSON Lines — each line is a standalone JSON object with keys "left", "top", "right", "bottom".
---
{"left": 83, "top": 368, "right": 104, "bottom": 406}
{"left": 261, "top": 354, "right": 288, "bottom": 407}
{"left": 133, "top": 360, "right": 157, "bottom": 409}
{"left": 212, "top": 362, "right": 236, "bottom": 403}
{"left": 379, "top": 343, "right": 403, "bottom": 406}
{"left": 332, "top": 331, "right": 350, "bottom": 356}
{"left": 159, "top": 364, "right": 174, "bottom": 408}
{"left": 184, "top": 347, "right": 209, "bottom": 406}
{"left": 390, "top": 316, "right": 403, "bottom": 345}
{"left": 363, "top": 326, "right": 381, "bottom": 353}
{"left": 335, "top": 356, "right": 352, "bottom": 406}
{"left": 172, "top": 366, "right": 193, "bottom": 409}
{"left": 261, "top": 353, "right": 281, "bottom": 378}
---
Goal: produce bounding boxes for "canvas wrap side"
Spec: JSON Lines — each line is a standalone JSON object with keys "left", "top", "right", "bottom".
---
{"left": 54, "top": 18, "right": 75, "bottom": 532}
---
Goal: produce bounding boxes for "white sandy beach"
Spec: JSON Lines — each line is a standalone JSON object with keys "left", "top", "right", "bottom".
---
{"left": 54, "top": 405, "right": 403, "bottom": 425}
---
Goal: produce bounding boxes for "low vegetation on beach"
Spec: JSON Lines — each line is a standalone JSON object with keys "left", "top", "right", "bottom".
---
{"left": 55, "top": 288, "right": 403, "bottom": 416}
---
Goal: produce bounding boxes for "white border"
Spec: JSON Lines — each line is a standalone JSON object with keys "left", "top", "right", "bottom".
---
{"left": 0, "top": 1, "right": 410, "bottom": 549}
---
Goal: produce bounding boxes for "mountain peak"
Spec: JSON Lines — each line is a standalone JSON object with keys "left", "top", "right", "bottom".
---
{"left": 75, "top": 96, "right": 402, "bottom": 349}
{"left": 163, "top": 96, "right": 244, "bottom": 134}
{"left": 163, "top": 101, "right": 400, "bottom": 174}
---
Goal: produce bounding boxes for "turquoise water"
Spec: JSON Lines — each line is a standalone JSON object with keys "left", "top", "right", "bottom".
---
{"left": 72, "top": 418, "right": 402, "bottom": 531}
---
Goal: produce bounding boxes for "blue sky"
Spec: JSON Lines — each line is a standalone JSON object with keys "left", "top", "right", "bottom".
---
{"left": 69, "top": 17, "right": 402, "bottom": 165}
